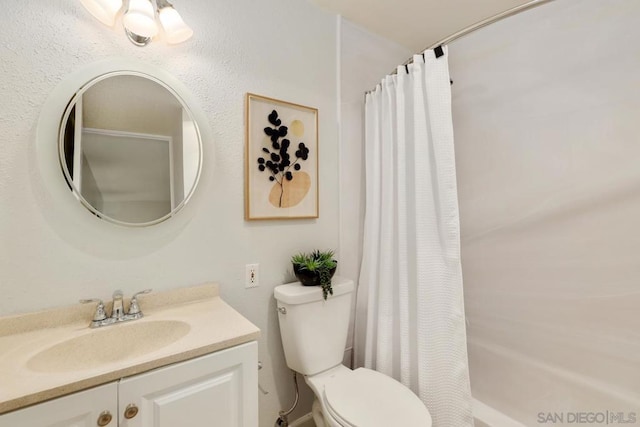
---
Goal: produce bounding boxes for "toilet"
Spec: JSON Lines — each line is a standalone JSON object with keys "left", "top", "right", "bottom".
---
{"left": 275, "top": 277, "right": 432, "bottom": 427}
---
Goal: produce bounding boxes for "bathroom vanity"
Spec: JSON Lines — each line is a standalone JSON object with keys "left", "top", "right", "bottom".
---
{"left": 0, "top": 284, "right": 260, "bottom": 427}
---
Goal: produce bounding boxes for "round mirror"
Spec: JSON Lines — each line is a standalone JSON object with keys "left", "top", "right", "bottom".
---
{"left": 58, "top": 71, "right": 202, "bottom": 226}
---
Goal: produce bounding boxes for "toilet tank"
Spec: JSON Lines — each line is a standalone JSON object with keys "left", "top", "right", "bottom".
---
{"left": 274, "top": 277, "right": 354, "bottom": 376}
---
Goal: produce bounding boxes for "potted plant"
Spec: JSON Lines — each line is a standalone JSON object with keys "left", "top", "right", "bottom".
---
{"left": 291, "top": 250, "right": 337, "bottom": 300}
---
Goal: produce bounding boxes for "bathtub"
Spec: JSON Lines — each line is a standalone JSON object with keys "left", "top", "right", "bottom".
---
{"left": 473, "top": 398, "right": 527, "bottom": 427}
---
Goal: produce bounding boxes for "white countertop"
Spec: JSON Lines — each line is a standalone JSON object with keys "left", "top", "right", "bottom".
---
{"left": 0, "top": 283, "right": 260, "bottom": 414}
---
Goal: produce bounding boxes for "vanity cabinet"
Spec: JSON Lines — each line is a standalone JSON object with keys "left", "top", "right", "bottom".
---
{"left": 119, "top": 341, "right": 257, "bottom": 427}
{"left": 0, "top": 342, "right": 257, "bottom": 427}
{"left": 0, "top": 383, "right": 117, "bottom": 427}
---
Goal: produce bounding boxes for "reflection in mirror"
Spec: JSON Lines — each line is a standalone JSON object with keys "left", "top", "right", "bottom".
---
{"left": 59, "top": 72, "right": 202, "bottom": 226}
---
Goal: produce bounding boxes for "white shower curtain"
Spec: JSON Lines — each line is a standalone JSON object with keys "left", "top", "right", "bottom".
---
{"left": 355, "top": 46, "right": 474, "bottom": 426}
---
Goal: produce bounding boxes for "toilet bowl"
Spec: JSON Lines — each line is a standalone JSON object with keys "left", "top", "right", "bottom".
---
{"left": 274, "top": 277, "right": 432, "bottom": 427}
{"left": 306, "top": 365, "right": 432, "bottom": 427}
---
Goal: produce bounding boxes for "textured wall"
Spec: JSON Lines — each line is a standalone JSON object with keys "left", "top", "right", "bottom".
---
{"left": 0, "top": 0, "right": 337, "bottom": 424}
{"left": 450, "top": 0, "right": 640, "bottom": 424}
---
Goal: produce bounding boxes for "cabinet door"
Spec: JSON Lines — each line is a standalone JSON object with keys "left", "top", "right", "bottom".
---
{"left": 119, "top": 341, "right": 258, "bottom": 427}
{"left": 0, "top": 383, "right": 117, "bottom": 427}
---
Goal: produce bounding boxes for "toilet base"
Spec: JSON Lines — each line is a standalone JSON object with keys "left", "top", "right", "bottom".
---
{"left": 312, "top": 398, "right": 343, "bottom": 427}
{"left": 311, "top": 399, "right": 326, "bottom": 427}
{"left": 305, "top": 366, "right": 351, "bottom": 427}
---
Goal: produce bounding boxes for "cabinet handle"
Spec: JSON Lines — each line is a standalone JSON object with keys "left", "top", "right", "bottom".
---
{"left": 97, "top": 411, "right": 113, "bottom": 426}
{"left": 124, "top": 403, "right": 139, "bottom": 419}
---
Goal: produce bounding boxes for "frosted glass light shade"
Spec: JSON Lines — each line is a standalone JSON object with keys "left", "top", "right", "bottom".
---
{"left": 123, "top": 0, "right": 158, "bottom": 38}
{"left": 159, "top": 6, "right": 193, "bottom": 44}
{"left": 80, "top": 0, "right": 123, "bottom": 26}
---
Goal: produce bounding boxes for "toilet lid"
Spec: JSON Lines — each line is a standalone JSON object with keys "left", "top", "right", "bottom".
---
{"left": 323, "top": 368, "right": 432, "bottom": 427}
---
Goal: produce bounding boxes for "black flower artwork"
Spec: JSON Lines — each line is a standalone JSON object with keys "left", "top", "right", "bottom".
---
{"left": 257, "top": 110, "right": 308, "bottom": 207}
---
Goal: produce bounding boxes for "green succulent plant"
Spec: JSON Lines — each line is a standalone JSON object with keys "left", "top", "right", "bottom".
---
{"left": 291, "top": 250, "right": 337, "bottom": 299}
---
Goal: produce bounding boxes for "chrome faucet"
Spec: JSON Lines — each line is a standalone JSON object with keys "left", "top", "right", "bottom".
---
{"left": 81, "top": 289, "right": 152, "bottom": 328}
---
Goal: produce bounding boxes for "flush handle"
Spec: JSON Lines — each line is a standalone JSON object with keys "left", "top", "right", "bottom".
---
{"left": 278, "top": 307, "right": 287, "bottom": 315}
{"left": 124, "top": 404, "right": 139, "bottom": 419}
{"left": 97, "top": 411, "right": 113, "bottom": 426}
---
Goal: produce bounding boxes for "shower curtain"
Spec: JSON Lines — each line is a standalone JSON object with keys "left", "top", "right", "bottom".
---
{"left": 355, "top": 46, "right": 474, "bottom": 426}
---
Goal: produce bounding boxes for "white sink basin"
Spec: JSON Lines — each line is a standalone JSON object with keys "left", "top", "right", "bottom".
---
{"left": 27, "top": 320, "right": 191, "bottom": 373}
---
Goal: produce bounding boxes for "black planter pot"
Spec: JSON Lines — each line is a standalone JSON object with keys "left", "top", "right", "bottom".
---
{"left": 293, "top": 264, "right": 337, "bottom": 287}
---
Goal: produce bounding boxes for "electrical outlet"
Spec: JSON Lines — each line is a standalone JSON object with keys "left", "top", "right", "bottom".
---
{"left": 245, "top": 264, "right": 259, "bottom": 288}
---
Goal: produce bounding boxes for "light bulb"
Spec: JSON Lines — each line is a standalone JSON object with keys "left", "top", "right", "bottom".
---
{"left": 80, "top": 0, "right": 123, "bottom": 26}
{"left": 123, "top": 0, "right": 158, "bottom": 38}
{"left": 159, "top": 6, "right": 193, "bottom": 44}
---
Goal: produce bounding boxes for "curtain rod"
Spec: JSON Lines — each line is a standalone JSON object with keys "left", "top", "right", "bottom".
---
{"left": 373, "top": 0, "right": 557, "bottom": 83}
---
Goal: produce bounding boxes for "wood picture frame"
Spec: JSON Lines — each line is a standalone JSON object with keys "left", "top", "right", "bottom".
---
{"left": 245, "top": 93, "right": 319, "bottom": 220}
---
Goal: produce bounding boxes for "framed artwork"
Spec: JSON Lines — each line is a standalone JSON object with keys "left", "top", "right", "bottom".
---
{"left": 245, "top": 93, "right": 319, "bottom": 220}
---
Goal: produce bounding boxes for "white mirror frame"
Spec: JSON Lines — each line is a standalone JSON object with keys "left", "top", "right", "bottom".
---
{"left": 37, "top": 58, "right": 210, "bottom": 228}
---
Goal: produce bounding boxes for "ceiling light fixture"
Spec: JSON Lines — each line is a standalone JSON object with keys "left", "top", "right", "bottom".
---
{"left": 80, "top": 0, "right": 193, "bottom": 46}
{"left": 80, "top": 0, "right": 123, "bottom": 26}
{"left": 157, "top": 0, "right": 193, "bottom": 44}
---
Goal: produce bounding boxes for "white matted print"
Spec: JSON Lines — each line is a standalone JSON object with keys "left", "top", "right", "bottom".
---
{"left": 245, "top": 93, "right": 318, "bottom": 220}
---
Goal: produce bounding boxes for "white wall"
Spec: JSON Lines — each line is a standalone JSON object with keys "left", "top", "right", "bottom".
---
{"left": 0, "top": 1, "right": 337, "bottom": 424}
{"left": 449, "top": 0, "right": 640, "bottom": 423}
{"left": 338, "top": 18, "right": 411, "bottom": 366}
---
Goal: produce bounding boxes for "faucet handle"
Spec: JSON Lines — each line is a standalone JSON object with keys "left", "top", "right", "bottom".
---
{"left": 132, "top": 289, "right": 152, "bottom": 299}
{"left": 128, "top": 289, "right": 152, "bottom": 316}
{"left": 80, "top": 298, "right": 107, "bottom": 322}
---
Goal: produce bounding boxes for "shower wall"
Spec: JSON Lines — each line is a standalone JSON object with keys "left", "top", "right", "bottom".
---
{"left": 449, "top": 0, "right": 640, "bottom": 425}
